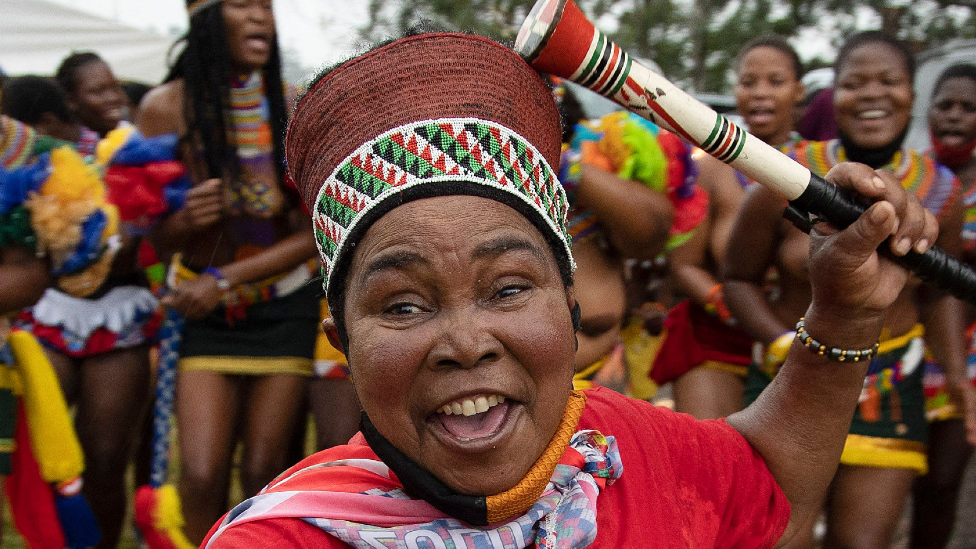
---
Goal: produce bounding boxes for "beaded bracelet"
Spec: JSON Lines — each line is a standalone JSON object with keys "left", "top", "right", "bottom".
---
{"left": 203, "top": 267, "right": 232, "bottom": 291}
{"left": 795, "top": 317, "right": 880, "bottom": 362}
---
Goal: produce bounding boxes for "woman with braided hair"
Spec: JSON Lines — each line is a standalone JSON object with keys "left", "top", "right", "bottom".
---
{"left": 138, "top": 0, "right": 319, "bottom": 542}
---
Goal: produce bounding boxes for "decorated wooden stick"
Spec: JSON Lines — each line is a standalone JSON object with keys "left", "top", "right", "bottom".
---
{"left": 516, "top": 0, "right": 976, "bottom": 304}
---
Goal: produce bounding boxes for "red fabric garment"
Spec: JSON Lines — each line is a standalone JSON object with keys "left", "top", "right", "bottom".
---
{"left": 203, "top": 388, "right": 789, "bottom": 548}
{"left": 651, "top": 300, "right": 754, "bottom": 384}
{"left": 6, "top": 401, "right": 66, "bottom": 549}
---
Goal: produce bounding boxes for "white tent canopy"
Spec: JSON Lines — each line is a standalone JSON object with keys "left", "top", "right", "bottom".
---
{"left": 0, "top": 0, "right": 174, "bottom": 84}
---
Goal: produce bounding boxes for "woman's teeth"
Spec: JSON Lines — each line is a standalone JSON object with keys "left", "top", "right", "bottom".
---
{"left": 859, "top": 110, "right": 887, "bottom": 120}
{"left": 439, "top": 395, "right": 505, "bottom": 416}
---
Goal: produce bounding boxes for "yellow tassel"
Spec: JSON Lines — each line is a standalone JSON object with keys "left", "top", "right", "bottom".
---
{"left": 7, "top": 331, "right": 84, "bottom": 483}
{"left": 95, "top": 126, "right": 136, "bottom": 166}
{"left": 155, "top": 485, "right": 197, "bottom": 549}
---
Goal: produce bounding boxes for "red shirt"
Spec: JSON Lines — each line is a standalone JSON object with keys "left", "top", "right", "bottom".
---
{"left": 204, "top": 388, "right": 789, "bottom": 548}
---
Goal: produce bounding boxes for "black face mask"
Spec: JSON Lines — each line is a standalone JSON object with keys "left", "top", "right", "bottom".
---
{"left": 838, "top": 127, "right": 908, "bottom": 170}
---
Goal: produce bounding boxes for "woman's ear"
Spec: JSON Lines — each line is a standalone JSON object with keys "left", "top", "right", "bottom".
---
{"left": 322, "top": 317, "right": 345, "bottom": 354}
{"left": 794, "top": 82, "right": 806, "bottom": 106}
{"left": 565, "top": 286, "right": 581, "bottom": 332}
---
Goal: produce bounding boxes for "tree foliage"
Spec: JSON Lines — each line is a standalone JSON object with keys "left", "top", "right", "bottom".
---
{"left": 360, "top": 0, "right": 976, "bottom": 93}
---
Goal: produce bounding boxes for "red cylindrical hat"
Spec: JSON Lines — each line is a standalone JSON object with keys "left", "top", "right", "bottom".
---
{"left": 286, "top": 32, "right": 573, "bottom": 299}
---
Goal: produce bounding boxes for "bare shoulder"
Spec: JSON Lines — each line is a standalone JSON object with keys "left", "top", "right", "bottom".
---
{"left": 137, "top": 80, "right": 186, "bottom": 137}
{"left": 694, "top": 154, "right": 736, "bottom": 194}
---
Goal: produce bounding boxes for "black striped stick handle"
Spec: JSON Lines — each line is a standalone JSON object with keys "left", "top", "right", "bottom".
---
{"left": 794, "top": 174, "right": 976, "bottom": 303}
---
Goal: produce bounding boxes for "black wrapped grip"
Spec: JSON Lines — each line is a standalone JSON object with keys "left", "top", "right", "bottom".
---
{"left": 790, "top": 173, "right": 976, "bottom": 305}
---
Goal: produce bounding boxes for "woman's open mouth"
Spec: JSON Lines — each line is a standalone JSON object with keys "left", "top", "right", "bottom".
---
{"left": 936, "top": 130, "right": 971, "bottom": 147}
{"left": 856, "top": 109, "right": 890, "bottom": 122}
{"left": 245, "top": 34, "right": 271, "bottom": 55}
{"left": 429, "top": 393, "right": 515, "bottom": 447}
{"left": 746, "top": 107, "right": 775, "bottom": 127}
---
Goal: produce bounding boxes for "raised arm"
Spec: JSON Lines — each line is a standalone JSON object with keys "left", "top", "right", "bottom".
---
{"left": 726, "top": 163, "right": 939, "bottom": 545}
{"left": 137, "top": 82, "right": 224, "bottom": 257}
{"left": 670, "top": 155, "right": 743, "bottom": 312}
{"left": 575, "top": 164, "right": 674, "bottom": 259}
{"left": 722, "top": 183, "right": 791, "bottom": 345}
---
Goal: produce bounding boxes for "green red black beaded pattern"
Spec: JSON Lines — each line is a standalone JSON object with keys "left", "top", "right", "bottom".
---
{"left": 313, "top": 118, "right": 571, "bottom": 291}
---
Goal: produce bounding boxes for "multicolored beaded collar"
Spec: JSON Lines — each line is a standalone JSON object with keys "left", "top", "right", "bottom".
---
{"left": 791, "top": 139, "right": 958, "bottom": 221}
{"left": 1, "top": 117, "right": 37, "bottom": 170}
{"left": 228, "top": 72, "right": 285, "bottom": 219}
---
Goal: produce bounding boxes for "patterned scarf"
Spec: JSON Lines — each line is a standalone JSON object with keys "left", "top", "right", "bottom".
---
{"left": 228, "top": 72, "right": 285, "bottom": 219}
{"left": 204, "top": 392, "right": 623, "bottom": 549}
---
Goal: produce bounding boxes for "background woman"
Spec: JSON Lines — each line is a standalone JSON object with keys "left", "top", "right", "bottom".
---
{"left": 913, "top": 63, "right": 976, "bottom": 549}
{"left": 138, "top": 0, "right": 319, "bottom": 542}
{"left": 55, "top": 52, "right": 126, "bottom": 140}
{"left": 665, "top": 36, "right": 804, "bottom": 419}
{"left": 555, "top": 83, "right": 679, "bottom": 393}
{"left": 725, "top": 31, "right": 976, "bottom": 548}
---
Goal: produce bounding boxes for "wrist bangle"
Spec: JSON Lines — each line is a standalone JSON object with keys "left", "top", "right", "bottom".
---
{"left": 795, "top": 317, "right": 880, "bottom": 362}
{"left": 203, "top": 267, "right": 231, "bottom": 291}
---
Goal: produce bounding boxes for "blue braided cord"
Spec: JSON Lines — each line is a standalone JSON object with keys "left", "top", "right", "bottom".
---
{"left": 150, "top": 308, "right": 184, "bottom": 488}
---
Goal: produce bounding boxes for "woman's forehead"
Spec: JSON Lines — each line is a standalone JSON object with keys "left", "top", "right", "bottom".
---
{"left": 839, "top": 42, "right": 909, "bottom": 77}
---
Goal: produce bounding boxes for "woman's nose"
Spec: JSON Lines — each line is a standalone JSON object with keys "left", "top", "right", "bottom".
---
{"left": 427, "top": 307, "right": 503, "bottom": 370}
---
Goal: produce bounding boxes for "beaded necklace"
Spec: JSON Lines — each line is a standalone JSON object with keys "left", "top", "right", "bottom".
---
{"left": 0, "top": 116, "right": 38, "bottom": 170}
{"left": 962, "top": 179, "right": 976, "bottom": 252}
{"left": 792, "top": 139, "right": 958, "bottom": 221}
{"left": 76, "top": 126, "right": 100, "bottom": 159}
{"left": 228, "top": 72, "right": 284, "bottom": 219}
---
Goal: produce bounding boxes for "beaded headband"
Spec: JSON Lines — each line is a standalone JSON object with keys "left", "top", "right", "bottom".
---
{"left": 287, "top": 33, "right": 573, "bottom": 300}
{"left": 311, "top": 117, "right": 572, "bottom": 294}
{"left": 187, "top": 0, "right": 221, "bottom": 17}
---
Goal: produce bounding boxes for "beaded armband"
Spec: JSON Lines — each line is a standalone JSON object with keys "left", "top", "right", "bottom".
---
{"left": 203, "top": 267, "right": 231, "bottom": 291}
{"left": 795, "top": 317, "right": 880, "bottom": 363}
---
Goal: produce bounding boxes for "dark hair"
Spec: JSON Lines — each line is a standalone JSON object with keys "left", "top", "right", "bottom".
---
{"left": 932, "top": 63, "right": 976, "bottom": 97}
{"left": 835, "top": 31, "right": 915, "bottom": 81}
{"left": 55, "top": 52, "right": 105, "bottom": 95}
{"left": 1, "top": 75, "right": 73, "bottom": 125}
{"left": 165, "top": 2, "right": 288, "bottom": 182}
{"left": 120, "top": 81, "right": 152, "bottom": 107}
{"left": 737, "top": 36, "right": 804, "bottom": 81}
{"left": 558, "top": 85, "right": 585, "bottom": 144}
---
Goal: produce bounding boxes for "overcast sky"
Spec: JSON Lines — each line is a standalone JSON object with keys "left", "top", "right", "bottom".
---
{"left": 46, "top": 0, "right": 369, "bottom": 78}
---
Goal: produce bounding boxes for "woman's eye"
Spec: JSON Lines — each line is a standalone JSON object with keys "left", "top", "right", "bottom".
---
{"left": 497, "top": 286, "right": 525, "bottom": 299}
{"left": 386, "top": 303, "right": 422, "bottom": 315}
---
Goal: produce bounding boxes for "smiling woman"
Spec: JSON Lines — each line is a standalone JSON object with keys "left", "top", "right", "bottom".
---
{"left": 201, "top": 31, "right": 944, "bottom": 549}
